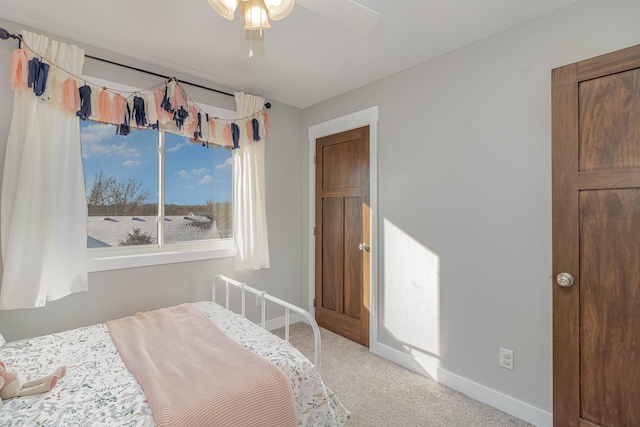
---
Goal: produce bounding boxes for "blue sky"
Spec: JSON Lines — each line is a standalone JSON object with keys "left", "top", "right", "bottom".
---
{"left": 80, "top": 120, "right": 232, "bottom": 205}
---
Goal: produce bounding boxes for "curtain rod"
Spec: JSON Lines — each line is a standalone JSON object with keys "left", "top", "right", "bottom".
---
{"left": 0, "top": 27, "right": 271, "bottom": 109}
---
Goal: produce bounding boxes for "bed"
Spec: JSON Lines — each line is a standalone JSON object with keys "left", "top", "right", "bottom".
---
{"left": 0, "top": 275, "right": 349, "bottom": 426}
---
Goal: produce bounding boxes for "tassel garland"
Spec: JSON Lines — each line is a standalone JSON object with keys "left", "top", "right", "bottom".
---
{"left": 9, "top": 47, "right": 270, "bottom": 149}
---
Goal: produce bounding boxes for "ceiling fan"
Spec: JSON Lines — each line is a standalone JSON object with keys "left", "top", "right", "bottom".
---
{"left": 208, "top": 0, "right": 380, "bottom": 57}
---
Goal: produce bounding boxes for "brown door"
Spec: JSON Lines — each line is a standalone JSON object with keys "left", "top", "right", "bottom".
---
{"left": 315, "top": 126, "right": 370, "bottom": 347}
{"left": 552, "top": 45, "right": 640, "bottom": 427}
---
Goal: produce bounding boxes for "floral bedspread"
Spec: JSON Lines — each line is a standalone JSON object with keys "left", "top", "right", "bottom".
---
{"left": 0, "top": 301, "right": 349, "bottom": 426}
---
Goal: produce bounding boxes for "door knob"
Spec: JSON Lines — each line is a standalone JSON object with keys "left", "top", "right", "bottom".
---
{"left": 556, "top": 272, "right": 575, "bottom": 288}
{"left": 358, "top": 243, "right": 370, "bottom": 252}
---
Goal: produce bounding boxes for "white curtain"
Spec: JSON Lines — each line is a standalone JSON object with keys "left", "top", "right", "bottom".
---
{"left": 1, "top": 31, "right": 87, "bottom": 309}
{"left": 233, "top": 92, "right": 270, "bottom": 270}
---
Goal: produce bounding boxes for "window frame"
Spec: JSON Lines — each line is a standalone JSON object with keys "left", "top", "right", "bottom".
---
{"left": 83, "top": 77, "right": 235, "bottom": 273}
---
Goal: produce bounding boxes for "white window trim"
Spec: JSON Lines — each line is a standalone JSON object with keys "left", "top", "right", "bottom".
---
{"left": 88, "top": 241, "right": 235, "bottom": 272}
{"left": 83, "top": 76, "right": 236, "bottom": 272}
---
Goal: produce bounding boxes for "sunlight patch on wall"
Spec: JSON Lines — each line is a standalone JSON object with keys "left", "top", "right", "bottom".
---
{"left": 383, "top": 219, "right": 440, "bottom": 374}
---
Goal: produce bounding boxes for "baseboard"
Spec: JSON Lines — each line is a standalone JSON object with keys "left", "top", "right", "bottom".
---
{"left": 374, "top": 343, "right": 552, "bottom": 427}
{"left": 438, "top": 370, "right": 552, "bottom": 427}
{"left": 375, "top": 342, "right": 441, "bottom": 379}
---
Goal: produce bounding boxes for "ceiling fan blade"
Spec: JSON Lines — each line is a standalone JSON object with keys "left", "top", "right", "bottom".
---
{"left": 296, "top": 0, "right": 380, "bottom": 36}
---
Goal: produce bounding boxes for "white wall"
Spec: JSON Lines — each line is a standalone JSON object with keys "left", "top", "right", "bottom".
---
{"left": 0, "top": 17, "right": 304, "bottom": 342}
{"left": 3, "top": 0, "right": 640, "bottom": 423}
{"left": 302, "top": 0, "right": 640, "bottom": 425}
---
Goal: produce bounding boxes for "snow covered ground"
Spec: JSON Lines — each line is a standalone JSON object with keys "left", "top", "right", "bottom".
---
{"left": 87, "top": 214, "right": 225, "bottom": 247}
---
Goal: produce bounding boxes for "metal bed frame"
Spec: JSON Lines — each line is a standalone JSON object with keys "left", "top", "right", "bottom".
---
{"left": 213, "top": 275, "right": 322, "bottom": 373}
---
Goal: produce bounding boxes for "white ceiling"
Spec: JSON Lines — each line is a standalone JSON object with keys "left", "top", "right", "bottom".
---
{"left": 0, "top": 0, "right": 576, "bottom": 108}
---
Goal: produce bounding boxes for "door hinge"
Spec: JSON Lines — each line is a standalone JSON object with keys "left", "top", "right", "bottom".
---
{"left": 314, "top": 155, "right": 316, "bottom": 164}
{"left": 313, "top": 226, "right": 317, "bottom": 236}
{"left": 313, "top": 298, "right": 316, "bottom": 307}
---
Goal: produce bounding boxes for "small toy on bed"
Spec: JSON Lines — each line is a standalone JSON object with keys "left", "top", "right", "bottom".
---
{"left": 0, "top": 361, "right": 66, "bottom": 405}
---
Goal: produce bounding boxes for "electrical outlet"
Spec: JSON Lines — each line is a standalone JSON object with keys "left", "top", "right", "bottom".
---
{"left": 500, "top": 348, "right": 514, "bottom": 370}
{"left": 255, "top": 294, "right": 262, "bottom": 307}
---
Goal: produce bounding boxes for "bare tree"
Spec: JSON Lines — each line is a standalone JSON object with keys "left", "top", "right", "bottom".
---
{"left": 88, "top": 171, "right": 115, "bottom": 210}
{"left": 88, "top": 172, "right": 152, "bottom": 216}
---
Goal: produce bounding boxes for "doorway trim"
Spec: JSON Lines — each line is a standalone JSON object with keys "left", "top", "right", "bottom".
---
{"left": 307, "top": 106, "right": 379, "bottom": 353}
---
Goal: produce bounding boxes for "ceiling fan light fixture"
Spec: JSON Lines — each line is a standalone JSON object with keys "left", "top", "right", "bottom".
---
{"left": 208, "top": 0, "right": 240, "bottom": 20}
{"left": 263, "top": 0, "right": 295, "bottom": 21}
{"left": 244, "top": 0, "right": 271, "bottom": 30}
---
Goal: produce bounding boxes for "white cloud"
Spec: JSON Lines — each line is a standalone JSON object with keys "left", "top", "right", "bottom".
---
{"left": 81, "top": 123, "right": 141, "bottom": 159}
{"left": 122, "top": 160, "right": 142, "bottom": 167}
{"left": 191, "top": 167, "right": 207, "bottom": 176}
{"left": 178, "top": 170, "right": 190, "bottom": 179}
{"left": 215, "top": 157, "right": 233, "bottom": 170}
{"left": 81, "top": 123, "right": 115, "bottom": 145}
{"left": 199, "top": 175, "right": 215, "bottom": 184}
{"left": 83, "top": 142, "right": 140, "bottom": 158}
{"left": 168, "top": 141, "right": 191, "bottom": 152}
{"left": 185, "top": 185, "right": 194, "bottom": 190}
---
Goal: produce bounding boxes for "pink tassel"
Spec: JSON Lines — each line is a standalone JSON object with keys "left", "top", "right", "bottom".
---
{"left": 99, "top": 90, "right": 111, "bottom": 123}
{"left": 154, "top": 87, "right": 170, "bottom": 124}
{"left": 223, "top": 123, "right": 232, "bottom": 147}
{"left": 61, "top": 78, "right": 79, "bottom": 113}
{"left": 173, "top": 83, "right": 187, "bottom": 112}
{"left": 209, "top": 118, "right": 216, "bottom": 143}
{"left": 111, "top": 94, "right": 127, "bottom": 125}
{"left": 263, "top": 112, "right": 271, "bottom": 136}
{"left": 10, "top": 49, "right": 29, "bottom": 91}
{"left": 189, "top": 104, "right": 199, "bottom": 136}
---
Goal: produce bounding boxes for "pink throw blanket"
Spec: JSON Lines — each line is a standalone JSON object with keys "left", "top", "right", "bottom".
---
{"left": 107, "top": 304, "right": 298, "bottom": 427}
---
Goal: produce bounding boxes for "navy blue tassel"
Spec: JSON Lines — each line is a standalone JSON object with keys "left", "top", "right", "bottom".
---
{"left": 76, "top": 85, "right": 92, "bottom": 120}
{"left": 28, "top": 58, "right": 38, "bottom": 89}
{"left": 117, "top": 103, "right": 131, "bottom": 136}
{"left": 132, "top": 96, "right": 147, "bottom": 127}
{"left": 195, "top": 111, "right": 202, "bottom": 140}
{"left": 28, "top": 58, "right": 49, "bottom": 96}
{"left": 252, "top": 118, "right": 260, "bottom": 141}
{"left": 161, "top": 86, "right": 172, "bottom": 112}
{"left": 173, "top": 107, "right": 188, "bottom": 129}
{"left": 231, "top": 123, "right": 240, "bottom": 149}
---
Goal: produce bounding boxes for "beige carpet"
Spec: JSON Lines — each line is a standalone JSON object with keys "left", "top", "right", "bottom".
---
{"left": 273, "top": 322, "right": 534, "bottom": 427}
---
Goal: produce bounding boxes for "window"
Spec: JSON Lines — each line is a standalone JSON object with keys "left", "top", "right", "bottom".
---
{"left": 164, "top": 132, "right": 233, "bottom": 244}
{"left": 83, "top": 124, "right": 159, "bottom": 248}
{"left": 79, "top": 78, "right": 235, "bottom": 271}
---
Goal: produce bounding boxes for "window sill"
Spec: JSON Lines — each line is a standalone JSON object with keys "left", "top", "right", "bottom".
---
{"left": 87, "top": 243, "right": 235, "bottom": 273}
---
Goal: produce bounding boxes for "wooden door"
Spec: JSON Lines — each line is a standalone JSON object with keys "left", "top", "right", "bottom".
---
{"left": 315, "top": 126, "right": 370, "bottom": 347}
{"left": 552, "top": 45, "right": 640, "bottom": 426}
